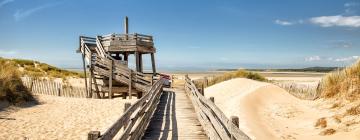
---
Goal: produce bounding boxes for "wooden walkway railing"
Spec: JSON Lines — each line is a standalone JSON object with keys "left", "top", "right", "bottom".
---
{"left": 184, "top": 75, "right": 251, "bottom": 140}
{"left": 88, "top": 78, "right": 164, "bottom": 140}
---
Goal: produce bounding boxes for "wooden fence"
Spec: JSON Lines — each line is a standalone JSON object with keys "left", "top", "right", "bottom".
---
{"left": 88, "top": 78, "right": 164, "bottom": 140}
{"left": 185, "top": 75, "right": 251, "bottom": 140}
{"left": 21, "top": 77, "right": 87, "bottom": 98}
{"left": 274, "top": 82, "right": 319, "bottom": 100}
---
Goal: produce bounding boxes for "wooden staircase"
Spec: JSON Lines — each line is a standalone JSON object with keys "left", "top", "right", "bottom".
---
{"left": 78, "top": 36, "right": 152, "bottom": 98}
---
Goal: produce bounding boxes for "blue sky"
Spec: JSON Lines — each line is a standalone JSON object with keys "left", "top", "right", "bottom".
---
{"left": 0, "top": 0, "right": 360, "bottom": 70}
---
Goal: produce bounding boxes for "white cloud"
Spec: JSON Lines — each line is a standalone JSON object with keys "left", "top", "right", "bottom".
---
{"left": 334, "top": 56, "right": 359, "bottom": 62}
{"left": 344, "top": 2, "right": 359, "bottom": 7}
{"left": 274, "top": 19, "right": 294, "bottom": 26}
{"left": 0, "top": 0, "right": 14, "bottom": 8}
{"left": 305, "top": 56, "right": 321, "bottom": 62}
{"left": 14, "top": 3, "right": 58, "bottom": 21}
{"left": 310, "top": 15, "right": 360, "bottom": 28}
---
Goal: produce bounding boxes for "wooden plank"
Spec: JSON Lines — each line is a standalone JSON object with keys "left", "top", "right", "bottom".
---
{"left": 184, "top": 76, "right": 251, "bottom": 140}
{"left": 109, "top": 59, "right": 113, "bottom": 99}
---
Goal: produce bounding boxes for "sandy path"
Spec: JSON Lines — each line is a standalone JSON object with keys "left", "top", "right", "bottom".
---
{"left": 205, "top": 78, "right": 360, "bottom": 140}
{"left": 0, "top": 95, "right": 136, "bottom": 140}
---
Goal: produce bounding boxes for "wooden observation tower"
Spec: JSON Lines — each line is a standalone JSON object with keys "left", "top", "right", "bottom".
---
{"left": 77, "top": 17, "right": 157, "bottom": 99}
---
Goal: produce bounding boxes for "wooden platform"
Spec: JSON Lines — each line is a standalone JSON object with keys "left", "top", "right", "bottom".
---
{"left": 142, "top": 87, "right": 208, "bottom": 140}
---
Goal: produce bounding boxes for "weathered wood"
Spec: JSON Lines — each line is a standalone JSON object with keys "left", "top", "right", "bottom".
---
{"left": 97, "top": 79, "right": 164, "bottom": 140}
{"left": 209, "top": 97, "right": 214, "bottom": 103}
{"left": 150, "top": 53, "right": 156, "bottom": 74}
{"left": 185, "top": 75, "right": 251, "bottom": 140}
{"left": 129, "top": 70, "right": 132, "bottom": 99}
{"left": 88, "top": 131, "right": 100, "bottom": 140}
{"left": 109, "top": 59, "right": 113, "bottom": 99}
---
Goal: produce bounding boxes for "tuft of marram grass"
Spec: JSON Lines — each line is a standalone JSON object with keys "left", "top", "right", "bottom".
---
{"left": 195, "top": 70, "right": 267, "bottom": 88}
{"left": 0, "top": 60, "right": 35, "bottom": 105}
{"left": 318, "top": 60, "right": 360, "bottom": 101}
{"left": 0, "top": 57, "right": 84, "bottom": 79}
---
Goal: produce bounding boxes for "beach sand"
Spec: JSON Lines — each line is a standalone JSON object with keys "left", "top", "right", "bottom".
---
{"left": 0, "top": 95, "right": 136, "bottom": 140}
{"left": 205, "top": 78, "right": 360, "bottom": 140}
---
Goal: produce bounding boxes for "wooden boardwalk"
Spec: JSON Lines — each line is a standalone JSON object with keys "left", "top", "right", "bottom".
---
{"left": 142, "top": 86, "right": 208, "bottom": 140}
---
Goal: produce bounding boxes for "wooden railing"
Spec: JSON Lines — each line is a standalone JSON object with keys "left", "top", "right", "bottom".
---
{"left": 184, "top": 75, "right": 251, "bottom": 140}
{"left": 93, "top": 56, "right": 151, "bottom": 92}
{"left": 100, "top": 33, "right": 154, "bottom": 47}
{"left": 88, "top": 78, "right": 164, "bottom": 140}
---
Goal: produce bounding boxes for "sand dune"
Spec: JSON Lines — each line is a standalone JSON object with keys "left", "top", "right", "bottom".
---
{"left": 205, "top": 78, "right": 360, "bottom": 140}
{"left": 0, "top": 95, "right": 136, "bottom": 140}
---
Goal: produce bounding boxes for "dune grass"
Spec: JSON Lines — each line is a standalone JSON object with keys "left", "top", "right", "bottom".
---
{"left": 318, "top": 60, "right": 360, "bottom": 101}
{"left": 0, "top": 57, "right": 84, "bottom": 79}
{"left": 196, "top": 70, "right": 267, "bottom": 88}
{"left": 0, "top": 60, "right": 35, "bottom": 105}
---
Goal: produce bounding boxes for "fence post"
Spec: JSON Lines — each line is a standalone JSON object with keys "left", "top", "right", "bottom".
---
{"left": 57, "top": 88, "right": 61, "bottom": 96}
{"left": 209, "top": 97, "right": 214, "bottom": 103}
{"left": 201, "top": 84, "right": 204, "bottom": 96}
{"left": 88, "top": 131, "right": 100, "bottom": 140}
{"left": 230, "top": 116, "right": 240, "bottom": 140}
{"left": 124, "top": 102, "right": 131, "bottom": 129}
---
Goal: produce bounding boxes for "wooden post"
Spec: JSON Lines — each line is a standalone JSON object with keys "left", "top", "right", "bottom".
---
{"left": 128, "top": 70, "right": 132, "bottom": 99}
{"left": 124, "top": 16, "right": 129, "bottom": 34}
{"left": 231, "top": 116, "right": 239, "bottom": 128}
{"left": 109, "top": 59, "right": 113, "bottom": 99}
{"left": 124, "top": 102, "right": 131, "bottom": 111}
{"left": 230, "top": 116, "right": 240, "bottom": 140}
{"left": 89, "top": 52, "right": 93, "bottom": 98}
{"left": 30, "top": 78, "right": 35, "bottom": 93}
{"left": 209, "top": 97, "right": 214, "bottom": 103}
{"left": 88, "top": 131, "right": 100, "bottom": 140}
{"left": 201, "top": 84, "right": 204, "bottom": 96}
{"left": 57, "top": 88, "right": 61, "bottom": 96}
{"left": 151, "top": 75, "right": 154, "bottom": 85}
{"left": 150, "top": 53, "right": 156, "bottom": 75}
{"left": 137, "top": 92, "right": 142, "bottom": 99}
{"left": 82, "top": 53, "right": 89, "bottom": 98}
{"left": 124, "top": 102, "right": 131, "bottom": 129}
{"left": 135, "top": 52, "right": 140, "bottom": 72}
{"left": 139, "top": 53, "right": 143, "bottom": 73}
{"left": 124, "top": 53, "right": 128, "bottom": 61}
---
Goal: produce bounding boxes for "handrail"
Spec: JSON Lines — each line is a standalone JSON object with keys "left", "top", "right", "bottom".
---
{"left": 89, "top": 78, "right": 164, "bottom": 140}
{"left": 184, "top": 75, "right": 251, "bottom": 140}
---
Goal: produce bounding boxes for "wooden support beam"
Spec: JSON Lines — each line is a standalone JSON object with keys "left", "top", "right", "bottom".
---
{"left": 124, "top": 53, "right": 128, "bottom": 61}
{"left": 89, "top": 52, "right": 93, "bottom": 98}
{"left": 129, "top": 70, "right": 132, "bottom": 99}
{"left": 82, "top": 53, "right": 89, "bottom": 97}
{"left": 109, "top": 59, "right": 113, "bottom": 99}
{"left": 139, "top": 53, "right": 143, "bottom": 72}
{"left": 150, "top": 53, "right": 156, "bottom": 75}
{"left": 135, "top": 52, "right": 140, "bottom": 72}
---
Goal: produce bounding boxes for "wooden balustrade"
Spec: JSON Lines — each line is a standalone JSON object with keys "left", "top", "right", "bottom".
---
{"left": 184, "top": 75, "right": 251, "bottom": 140}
